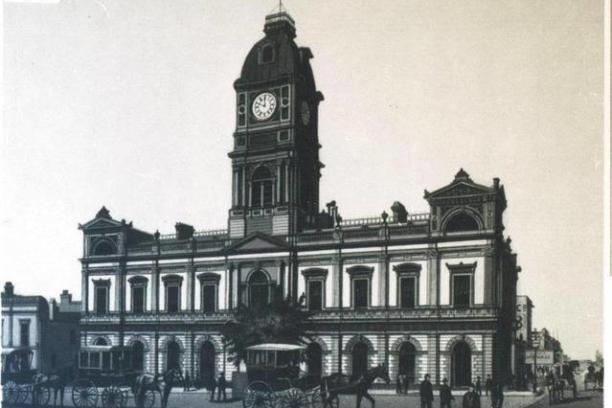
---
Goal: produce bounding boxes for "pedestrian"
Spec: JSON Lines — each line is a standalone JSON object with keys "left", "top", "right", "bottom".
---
{"left": 475, "top": 376, "right": 482, "bottom": 396}
{"left": 439, "top": 378, "right": 454, "bottom": 408}
{"left": 208, "top": 375, "right": 217, "bottom": 402}
{"left": 419, "top": 374, "right": 434, "bottom": 408}
{"left": 397, "top": 372, "right": 402, "bottom": 394}
{"left": 183, "top": 371, "right": 191, "bottom": 392}
{"left": 403, "top": 373, "right": 409, "bottom": 394}
{"left": 484, "top": 375, "right": 493, "bottom": 396}
{"left": 462, "top": 384, "right": 481, "bottom": 408}
{"left": 217, "top": 372, "right": 227, "bottom": 402}
{"left": 494, "top": 382, "right": 504, "bottom": 408}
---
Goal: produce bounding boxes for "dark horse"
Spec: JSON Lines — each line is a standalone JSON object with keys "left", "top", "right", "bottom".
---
{"left": 132, "top": 368, "right": 183, "bottom": 408}
{"left": 321, "top": 365, "right": 390, "bottom": 408}
{"left": 32, "top": 366, "right": 74, "bottom": 407}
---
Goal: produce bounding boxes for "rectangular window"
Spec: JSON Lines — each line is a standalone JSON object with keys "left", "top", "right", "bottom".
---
{"left": 132, "top": 286, "right": 145, "bottom": 314}
{"left": 90, "top": 352, "right": 100, "bottom": 369}
{"left": 453, "top": 274, "right": 471, "bottom": 308}
{"left": 308, "top": 280, "right": 323, "bottom": 311}
{"left": 95, "top": 286, "right": 108, "bottom": 314}
{"left": 400, "top": 277, "right": 416, "bottom": 308}
{"left": 167, "top": 286, "right": 180, "bottom": 313}
{"left": 102, "top": 352, "right": 111, "bottom": 371}
{"left": 353, "top": 279, "right": 369, "bottom": 309}
{"left": 202, "top": 284, "right": 216, "bottom": 313}
{"left": 19, "top": 320, "right": 30, "bottom": 347}
{"left": 80, "top": 351, "right": 88, "bottom": 368}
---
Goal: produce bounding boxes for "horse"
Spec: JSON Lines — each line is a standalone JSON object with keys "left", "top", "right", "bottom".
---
{"left": 132, "top": 368, "right": 183, "bottom": 408}
{"left": 32, "top": 366, "right": 74, "bottom": 407}
{"left": 321, "top": 364, "right": 390, "bottom": 408}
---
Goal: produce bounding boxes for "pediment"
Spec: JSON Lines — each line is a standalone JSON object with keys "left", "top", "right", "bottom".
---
{"left": 426, "top": 181, "right": 493, "bottom": 200}
{"left": 225, "top": 232, "right": 288, "bottom": 253}
{"left": 80, "top": 217, "right": 123, "bottom": 231}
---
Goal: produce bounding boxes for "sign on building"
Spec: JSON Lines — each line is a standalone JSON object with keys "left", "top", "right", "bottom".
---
{"left": 525, "top": 350, "right": 554, "bottom": 365}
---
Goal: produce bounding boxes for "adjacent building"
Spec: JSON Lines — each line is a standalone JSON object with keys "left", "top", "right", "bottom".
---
{"left": 1, "top": 282, "right": 81, "bottom": 373}
{"left": 77, "top": 10, "right": 521, "bottom": 387}
{"left": 527, "top": 328, "right": 563, "bottom": 374}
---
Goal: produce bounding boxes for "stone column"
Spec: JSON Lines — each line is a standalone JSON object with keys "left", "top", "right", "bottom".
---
{"left": 82, "top": 264, "right": 89, "bottom": 313}
{"left": 228, "top": 263, "right": 234, "bottom": 310}
{"left": 427, "top": 249, "right": 439, "bottom": 306}
{"left": 483, "top": 248, "right": 495, "bottom": 306}
{"left": 237, "top": 264, "right": 243, "bottom": 307}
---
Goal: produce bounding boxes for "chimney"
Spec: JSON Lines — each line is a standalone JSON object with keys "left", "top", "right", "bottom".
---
{"left": 175, "top": 222, "right": 195, "bottom": 240}
{"left": 60, "top": 290, "right": 72, "bottom": 304}
{"left": 3, "top": 282, "right": 14, "bottom": 296}
{"left": 391, "top": 201, "right": 407, "bottom": 223}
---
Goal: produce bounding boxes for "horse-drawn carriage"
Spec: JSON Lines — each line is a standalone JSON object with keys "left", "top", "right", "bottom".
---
{"left": 73, "top": 344, "right": 183, "bottom": 408}
{"left": 242, "top": 343, "right": 322, "bottom": 408}
{"left": 1, "top": 348, "right": 51, "bottom": 405}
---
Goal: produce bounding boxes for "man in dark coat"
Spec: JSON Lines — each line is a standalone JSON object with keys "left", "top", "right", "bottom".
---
{"left": 439, "top": 378, "right": 454, "bottom": 408}
{"left": 462, "top": 384, "right": 481, "bottom": 408}
{"left": 494, "top": 382, "right": 504, "bottom": 408}
{"left": 419, "top": 374, "right": 434, "bottom": 408}
{"left": 217, "top": 372, "right": 227, "bottom": 402}
{"left": 208, "top": 376, "right": 217, "bottom": 402}
{"left": 484, "top": 375, "right": 493, "bottom": 396}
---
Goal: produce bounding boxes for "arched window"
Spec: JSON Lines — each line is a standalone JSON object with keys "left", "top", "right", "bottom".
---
{"left": 251, "top": 167, "right": 274, "bottom": 207}
{"left": 92, "top": 240, "right": 115, "bottom": 256}
{"left": 248, "top": 270, "right": 270, "bottom": 309}
{"left": 94, "top": 337, "right": 108, "bottom": 346}
{"left": 260, "top": 44, "right": 274, "bottom": 64}
{"left": 445, "top": 213, "right": 479, "bottom": 233}
{"left": 131, "top": 340, "right": 145, "bottom": 372}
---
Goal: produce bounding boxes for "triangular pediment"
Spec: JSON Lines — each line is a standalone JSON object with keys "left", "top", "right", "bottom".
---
{"left": 428, "top": 181, "right": 493, "bottom": 199}
{"left": 225, "top": 232, "right": 288, "bottom": 253}
{"left": 80, "top": 217, "right": 123, "bottom": 231}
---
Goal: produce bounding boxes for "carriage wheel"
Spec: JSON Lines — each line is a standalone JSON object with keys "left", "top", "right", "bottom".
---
{"left": 143, "top": 390, "right": 156, "bottom": 408}
{"left": 34, "top": 385, "right": 52, "bottom": 406}
{"left": 243, "top": 381, "right": 275, "bottom": 408}
{"left": 280, "top": 388, "right": 305, "bottom": 408}
{"left": 18, "top": 384, "right": 31, "bottom": 404}
{"left": 3, "top": 381, "right": 20, "bottom": 404}
{"left": 101, "top": 386, "right": 126, "bottom": 408}
{"left": 72, "top": 380, "right": 99, "bottom": 407}
{"left": 309, "top": 387, "right": 322, "bottom": 408}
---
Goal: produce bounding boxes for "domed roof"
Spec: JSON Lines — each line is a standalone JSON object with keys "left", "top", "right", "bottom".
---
{"left": 235, "top": 12, "right": 314, "bottom": 88}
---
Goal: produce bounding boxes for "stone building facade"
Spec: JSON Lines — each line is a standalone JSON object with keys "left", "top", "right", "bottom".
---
{"left": 1, "top": 283, "right": 81, "bottom": 373}
{"left": 78, "top": 11, "right": 521, "bottom": 388}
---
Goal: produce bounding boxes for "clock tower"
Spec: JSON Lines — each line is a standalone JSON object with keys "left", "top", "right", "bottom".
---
{"left": 228, "top": 10, "right": 324, "bottom": 238}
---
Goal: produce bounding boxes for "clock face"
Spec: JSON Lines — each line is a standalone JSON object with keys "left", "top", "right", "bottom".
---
{"left": 301, "top": 101, "right": 311, "bottom": 126}
{"left": 252, "top": 92, "right": 277, "bottom": 121}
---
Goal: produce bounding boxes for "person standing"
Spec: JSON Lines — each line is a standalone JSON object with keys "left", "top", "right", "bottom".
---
{"left": 217, "top": 372, "right": 227, "bottom": 402}
{"left": 475, "top": 376, "right": 482, "bottom": 396}
{"left": 484, "top": 375, "right": 493, "bottom": 396}
{"left": 439, "top": 378, "right": 454, "bottom": 408}
{"left": 494, "top": 382, "right": 504, "bottom": 408}
{"left": 462, "top": 384, "right": 481, "bottom": 408}
{"left": 208, "top": 375, "right": 217, "bottom": 402}
{"left": 183, "top": 371, "right": 191, "bottom": 392}
{"left": 419, "top": 374, "right": 434, "bottom": 408}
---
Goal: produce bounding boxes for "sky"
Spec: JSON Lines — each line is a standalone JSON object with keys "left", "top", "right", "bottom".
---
{"left": 2, "top": 0, "right": 605, "bottom": 359}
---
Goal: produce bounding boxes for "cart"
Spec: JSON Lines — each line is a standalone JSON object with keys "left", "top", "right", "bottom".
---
{"left": 243, "top": 343, "right": 322, "bottom": 408}
{"left": 73, "top": 345, "right": 156, "bottom": 408}
{"left": 1, "top": 348, "right": 51, "bottom": 405}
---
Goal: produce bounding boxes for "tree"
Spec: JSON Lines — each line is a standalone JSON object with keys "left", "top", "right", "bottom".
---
{"left": 221, "top": 287, "right": 313, "bottom": 370}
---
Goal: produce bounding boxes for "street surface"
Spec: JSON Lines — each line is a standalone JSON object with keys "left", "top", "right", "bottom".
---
{"left": 3, "top": 388, "right": 579, "bottom": 408}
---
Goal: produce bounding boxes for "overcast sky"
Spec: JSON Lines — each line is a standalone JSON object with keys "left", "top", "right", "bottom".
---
{"left": 2, "top": 0, "right": 604, "bottom": 359}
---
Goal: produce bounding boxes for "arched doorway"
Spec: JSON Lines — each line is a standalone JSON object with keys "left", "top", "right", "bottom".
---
{"left": 351, "top": 342, "right": 369, "bottom": 380}
{"left": 306, "top": 343, "right": 323, "bottom": 379}
{"left": 166, "top": 341, "right": 181, "bottom": 371}
{"left": 199, "top": 341, "right": 216, "bottom": 386}
{"left": 451, "top": 341, "right": 472, "bottom": 387}
{"left": 131, "top": 341, "right": 145, "bottom": 372}
{"left": 399, "top": 342, "right": 416, "bottom": 386}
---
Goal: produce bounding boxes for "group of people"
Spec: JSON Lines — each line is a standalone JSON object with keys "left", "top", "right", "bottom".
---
{"left": 418, "top": 374, "right": 506, "bottom": 408}
{"left": 181, "top": 371, "right": 228, "bottom": 402}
